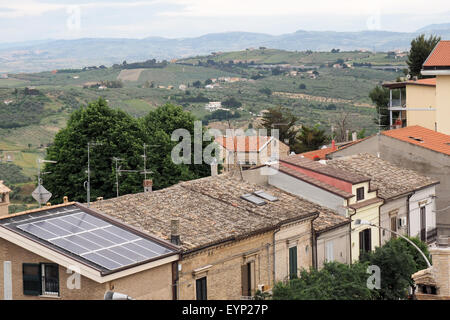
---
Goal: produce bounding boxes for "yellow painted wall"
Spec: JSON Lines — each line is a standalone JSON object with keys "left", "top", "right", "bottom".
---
{"left": 350, "top": 203, "right": 381, "bottom": 262}
{"left": 436, "top": 76, "right": 450, "bottom": 135}
{"left": 406, "top": 85, "right": 436, "bottom": 131}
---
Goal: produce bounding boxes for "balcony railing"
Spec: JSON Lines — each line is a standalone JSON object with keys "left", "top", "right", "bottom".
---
{"left": 390, "top": 99, "right": 406, "bottom": 108}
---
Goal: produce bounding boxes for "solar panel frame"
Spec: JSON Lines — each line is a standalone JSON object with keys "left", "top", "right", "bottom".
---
{"left": 241, "top": 193, "right": 267, "bottom": 206}
{"left": 12, "top": 206, "right": 177, "bottom": 272}
{"left": 253, "top": 190, "right": 279, "bottom": 202}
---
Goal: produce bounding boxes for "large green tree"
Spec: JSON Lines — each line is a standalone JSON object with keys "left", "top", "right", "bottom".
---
{"left": 44, "top": 98, "right": 145, "bottom": 203}
{"left": 407, "top": 34, "right": 441, "bottom": 78}
{"left": 360, "top": 237, "right": 431, "bottom": 300}
{"left": 272, "top": 262, "right": 375, "bottom": 300}
{"left": 260, "top": 106, "right": 298, "bottom": 150}
{"left": 141, "top": 103, "right": 214, "bottom": 190}
{"left": 294, "top": 124, "right": 329, "bottom": 154}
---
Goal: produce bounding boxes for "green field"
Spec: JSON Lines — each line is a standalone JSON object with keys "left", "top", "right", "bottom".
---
{"left": 0, "top": 49, "right": 404, "bottom": 211}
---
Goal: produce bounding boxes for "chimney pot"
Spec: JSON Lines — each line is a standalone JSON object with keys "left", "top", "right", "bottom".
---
{"left": 210, "top": 158, "right": 218, "bottom": 177}
{"left": 46, "top": 202, "right": 51, "bottom": 206}
{"left": 63, "top": 196, "right": 68, "bottom": 204}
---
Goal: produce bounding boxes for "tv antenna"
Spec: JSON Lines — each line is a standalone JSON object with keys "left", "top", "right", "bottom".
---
{"left": 84, "top": 141, "right": 103, "bottom": 207}
{"left": 113, "top": 157, "right": 138, "bottom": 198}
{"left": 140, "top": 143, "right": 159, "bottom": 181}
{"left": 33, "top": 159, "right": 57, "bottom": 208}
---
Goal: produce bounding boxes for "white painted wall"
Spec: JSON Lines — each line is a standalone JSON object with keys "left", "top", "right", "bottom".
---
{"left": 409, "top": 186, "right": 436, "bottom": 240}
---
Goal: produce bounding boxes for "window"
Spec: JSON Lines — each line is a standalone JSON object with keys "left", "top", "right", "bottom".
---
{"left": 356, "top": 187, "right": 365, "bottom": 201}
{"left": 359, "top": 229, "right": 371, "bottom": 257}
{"left": 289, "top": 246, "right": 298, "bottom": 279}
{"left": 420, "top": 207, "right": 427, "bottom": 242}
{"left": 325, "top": 241, "right": 334, "bottom": 262}
{"left": 22, "top": 263, "right": 59, "bottom": 296}
{"left": 196, "top": 277, "right": 207, "bottom": 300}
{"left": 41, "top": 264, "right": 59, "bottom": 296}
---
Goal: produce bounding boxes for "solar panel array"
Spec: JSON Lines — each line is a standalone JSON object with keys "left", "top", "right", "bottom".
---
{"left": 15, "top": 208, "right": 173, "bottom": 271}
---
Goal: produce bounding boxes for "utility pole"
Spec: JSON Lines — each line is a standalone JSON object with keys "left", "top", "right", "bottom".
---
{"left": 85, "top": 142, "right": 102, "bottom": 207}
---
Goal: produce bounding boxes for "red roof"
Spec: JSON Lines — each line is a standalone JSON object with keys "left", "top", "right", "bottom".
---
{"left": 301, "top": 147, "right": 335, "bottom": 160}
{"left": 215, "top": 136, "right": 272, "bottom": 152}
{"left": 423, "top": 41, "right": 450, "bottom": 67}
{"left": 408, "top": 78, "right": 436, "bottom": 86}
{"left": 382, "top": 126, "right": 450, "bottom": 156}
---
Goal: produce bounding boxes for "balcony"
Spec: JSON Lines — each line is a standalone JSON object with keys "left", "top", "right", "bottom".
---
{"left": 426, "top": 228, "right": 438, "bottom": 244}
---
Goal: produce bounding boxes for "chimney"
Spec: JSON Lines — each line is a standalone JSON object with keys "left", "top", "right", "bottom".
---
{"left": 46, "top": 202, "right": 51, "bottom": 206}
{"left": 345, "top": 130, "right": 349, "bottom": 142}
{"left": 352, "top": 132, "right": 357, "bottom": 142}
{"left": 0, "top": 180, "right": 11, "bottom": 217}
{"left": 170, "top": 219, "right": 180, "bottom": 245}
{"left": 331, "top": 139, "right": 336, "bottom": 151}
{"left": 63, "top": 196, "right": 68, "bottom": 204}
{"left": 143, "top": 179, "right": 153, "bottom": 193}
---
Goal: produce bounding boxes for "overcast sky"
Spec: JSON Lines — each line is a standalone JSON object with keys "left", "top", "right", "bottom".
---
{"left": 0, "top": 0, "right": 449, "bottom": 43}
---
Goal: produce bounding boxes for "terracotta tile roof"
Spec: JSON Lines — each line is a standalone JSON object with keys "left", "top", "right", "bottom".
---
{"left": 381, "top": 126, "right": 450, "bottom": 156}
{"left": 328, "top": 153, "right": 439, "bottom": 200}
{"left": 278, "top": 163, "right": 354, "bottom": 199}
{"left": 301, "top": 138, "right": 370, "bottom": 160}
{"left": 0, "top": 181, "right": 11, "bottom": 193}
{"left": 90, "top": 174, "right": 349, "bottom": 251}
{"left": 215, "top": 136, "right": 272, "bottom": 152}
{"left": 423, "top": 41, "right": 450, "bottom": 67}
{"left": 300, "top": 147, "right": 336, "bottom": 160}
{"left": 281, "top": 155, "right": 370, "bottom": 184}
{"left": 382, "top": 78, "right": 436, "bottom": 89}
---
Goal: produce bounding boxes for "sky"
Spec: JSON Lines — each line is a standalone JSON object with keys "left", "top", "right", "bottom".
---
{"left": 0, "top": 0, "right": 450, "bottom": 43}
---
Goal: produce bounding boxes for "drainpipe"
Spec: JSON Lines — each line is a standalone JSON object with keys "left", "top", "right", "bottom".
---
{"left": 272, "top": 228, "right": 280, "bottom": 285}
{"left": 407, "top": 193, "right": 413, "bottom": 237}
{"left": 347, "top": 205, "right": 357, "bottom": 264}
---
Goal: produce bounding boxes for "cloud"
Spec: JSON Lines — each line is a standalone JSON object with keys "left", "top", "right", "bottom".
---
{"left": 158, "top": 0, "right": 450, "bottom": 17}
{"left": 0, "top": 0, "right": 161, "bottom": 18}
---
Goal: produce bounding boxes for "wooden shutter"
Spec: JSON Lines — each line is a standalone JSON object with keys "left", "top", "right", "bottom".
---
{"left": 23, "top": 263, "right": 41, "bottom": 296}
{"left": 241, "top": 264, "right": 249, "bottom": 296}
{"left": 289, "top": 246, "right": 298, "bottom": 279}
{"left": 365, "top": 229, "right": 372, "bottom": 252}
{"left": 196, "top": 277, "right": 207, "bottom": 300}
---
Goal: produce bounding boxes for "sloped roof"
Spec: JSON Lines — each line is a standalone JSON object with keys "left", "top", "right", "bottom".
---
{"left": 215, "top": 136, "right": 272, "bottom": 152}
{"left": 382, "top": 125, "right": 450, "bottom": 156}
{"left": 90, "top": 174, "right": 349, "bottom": 251}
{"left": 281, "top": 155, "right": 370, "bottom": 184}
{"left": 278, "top": 163, "right": 354, "bottom": 199}
{"left": 423, "top": 41, "right": 450, "bottom": 68}
{"left": 328, "top": 153, "right": 439, "bottom": 200}
{"left": 0, "top": 180, "right": 11, "bottom": 193}
{"left": 300, "top": 147, "right": 336, "bottom": 160}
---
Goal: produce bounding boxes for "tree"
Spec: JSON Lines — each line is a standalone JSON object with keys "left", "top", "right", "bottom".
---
{"left": 192, "top": 80, "right": 202, "bottom": 88}
{"left": 360, "top": 237, "right": 431, "bottom": 300}
{"left": 258, "top": 87, "right": 272, "bottom": 96}
{"left": 204, "top": 79, "right": 213, "bottom": 85}
{"left": 44, "top": 98, "right": 146, "bottom": 203}
{"left": 294, "top": 125, "right": 329, "bottom": 153}
{"left": 260, "top": 106, "right": 298, "bottom": 149}
{"left": 222, "top": 97, "right": 242, "bottom": 108}
{"left": 299, "top": 84, "right": 306, "bottom": 90}
{"left": 407, "top": 34, "right": 441, "bottom": 78}
{"left": 272, "top": 262, "right": 375, "bottom": 300}
{"left": 141, "top": 103, "right": 214, "bottom": 190}
{"left": 369, "top": 86, "right": 391, "bottom": 129}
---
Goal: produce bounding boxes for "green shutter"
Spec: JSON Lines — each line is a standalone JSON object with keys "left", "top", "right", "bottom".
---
{"left": 23, "top": 263, "right": 41, "bottom": 296}
{"left": 289, "top": 246, "right": 298, "bottom": 279}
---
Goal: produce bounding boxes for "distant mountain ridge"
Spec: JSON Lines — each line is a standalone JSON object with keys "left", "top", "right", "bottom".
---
{"left": 1, "top": 25, "right": 450, "bottom": 73}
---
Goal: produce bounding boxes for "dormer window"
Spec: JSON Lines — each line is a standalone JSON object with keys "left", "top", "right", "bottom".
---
{"left": 356, "top": 187, "right": 365, "bottom": 201}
